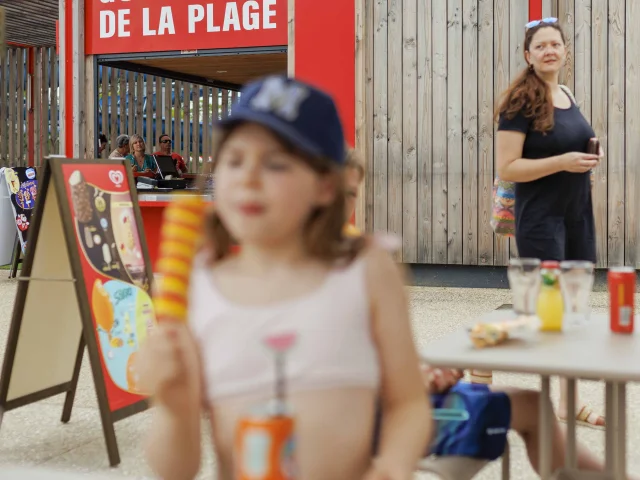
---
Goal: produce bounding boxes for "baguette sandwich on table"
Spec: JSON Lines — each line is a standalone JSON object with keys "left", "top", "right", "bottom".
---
{"left": 469, "top": 316, "right": 533, "bottom": 348}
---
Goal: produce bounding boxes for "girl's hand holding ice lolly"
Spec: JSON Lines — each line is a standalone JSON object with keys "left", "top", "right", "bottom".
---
{"left": 136, "top": 323, "right": 200, "bottom": 411}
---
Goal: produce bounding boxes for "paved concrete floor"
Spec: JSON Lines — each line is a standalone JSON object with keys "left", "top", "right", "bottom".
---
{"left": 0, "top": 271, "right": 638, "bottom": 479}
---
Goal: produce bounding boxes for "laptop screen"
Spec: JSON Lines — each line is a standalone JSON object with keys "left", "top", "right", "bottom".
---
{"left": 154, "top": 155, "right": 179, "bottom": 177}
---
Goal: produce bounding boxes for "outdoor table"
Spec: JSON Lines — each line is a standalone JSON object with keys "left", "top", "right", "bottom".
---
{"left": 421, "top": 310, "right": 640, "bottom": 480}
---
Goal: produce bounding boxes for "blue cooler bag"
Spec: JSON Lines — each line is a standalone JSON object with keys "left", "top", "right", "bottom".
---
{"left": 429, "top": 382, "right": 511, "bottom": 460}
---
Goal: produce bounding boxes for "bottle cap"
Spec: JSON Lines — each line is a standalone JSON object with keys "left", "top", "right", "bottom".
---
{"left": 541, "top": 260, "right": 560, "bottom": 268}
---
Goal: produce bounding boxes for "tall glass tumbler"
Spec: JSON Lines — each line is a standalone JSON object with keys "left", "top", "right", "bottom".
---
{"left": 507, "top": 258, "right": 542, "bottom": 322}
{"left": 559, "top": 260, "right": 595, "bottom": 329}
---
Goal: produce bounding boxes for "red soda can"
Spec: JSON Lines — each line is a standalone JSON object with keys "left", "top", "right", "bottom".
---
{"left": 608, "top": 267, "right": 635, "bottom": 334}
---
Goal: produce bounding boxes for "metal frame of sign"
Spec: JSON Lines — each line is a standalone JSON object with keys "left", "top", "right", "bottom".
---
{"left": 0, "top": 157, "right": 154, "bottom": 467}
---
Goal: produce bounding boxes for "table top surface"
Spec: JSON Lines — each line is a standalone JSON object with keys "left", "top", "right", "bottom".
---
{"left": 137, "top": 193, "right": 212, "bottom": 202}
{"left": 421, "top": 310, "right": 640, "bottom": 382}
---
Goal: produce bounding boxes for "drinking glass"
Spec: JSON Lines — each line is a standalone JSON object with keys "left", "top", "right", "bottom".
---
{"left": 559, "top": 261, "right": 594, "bottom": 329}
{"left": 507, "top": 258, "right": 542, "bottom": 322}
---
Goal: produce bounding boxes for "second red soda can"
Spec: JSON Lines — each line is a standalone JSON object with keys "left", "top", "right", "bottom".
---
{"left": 608, "top": 266, "right": 635, "bottom": 334}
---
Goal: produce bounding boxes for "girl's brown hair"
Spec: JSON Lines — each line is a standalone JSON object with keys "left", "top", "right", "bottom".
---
{"left": 203, "top": 126, "right": 366, "bottom": 264}
{"left": 495, "top": 22, "right": 567, "bottom": 133}
{"left": 345, "top": 148, "right": 365, "bottom": 181}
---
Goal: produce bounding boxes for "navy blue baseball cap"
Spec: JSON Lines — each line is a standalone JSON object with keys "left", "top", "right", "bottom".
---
{"left": 218, "top": 75, "right": 346, "bottom": 165}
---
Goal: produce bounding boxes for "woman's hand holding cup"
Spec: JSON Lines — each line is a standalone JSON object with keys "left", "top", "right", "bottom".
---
{"left": 559, "top": 151, "right": 599, "bottom": 173}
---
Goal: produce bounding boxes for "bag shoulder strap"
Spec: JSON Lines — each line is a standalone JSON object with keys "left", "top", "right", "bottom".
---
{"left": 559, "top": 84, "right": 577, "bottom": 104}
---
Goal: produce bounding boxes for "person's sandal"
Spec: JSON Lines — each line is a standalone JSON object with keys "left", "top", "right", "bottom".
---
{"left": 469, "top": 369, "right": 493, "bottom": 385}
{"left": 557, "top": 405, "right": 605, "bottom": 431}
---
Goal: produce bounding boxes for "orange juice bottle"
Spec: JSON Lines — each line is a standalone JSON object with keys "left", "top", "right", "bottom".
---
{"left": 537, "top": 261, "right": 564, "bottom": 331}
{"left": 234, "top": 333, "right": 298, "bottom": 480}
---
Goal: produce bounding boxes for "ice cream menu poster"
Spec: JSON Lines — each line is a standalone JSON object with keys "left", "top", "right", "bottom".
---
{"left": 60, "top": 164, "right": 155, "bottom": 412}
{"left": 2, "top": 167, "right": 38, "bottom": 254}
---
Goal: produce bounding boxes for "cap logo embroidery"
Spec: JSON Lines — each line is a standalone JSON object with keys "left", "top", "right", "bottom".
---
{"left": 250, "top": 77, "right": 310, "bottom": 121}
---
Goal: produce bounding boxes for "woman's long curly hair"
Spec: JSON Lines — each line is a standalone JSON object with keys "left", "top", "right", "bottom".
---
{"left": 495, "top": 21, "right": 567, "bottom": 133}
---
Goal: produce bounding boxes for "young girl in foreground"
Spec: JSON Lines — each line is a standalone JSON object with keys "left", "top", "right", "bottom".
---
{"left": 138, "top": 75, "right": 431, "bottom": 480}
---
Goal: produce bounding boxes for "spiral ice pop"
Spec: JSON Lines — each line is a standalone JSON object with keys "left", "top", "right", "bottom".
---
{"left": 343, "top": 223, "right": 361, "bottom": 238}
{"left": 153, "top": 197, "right": 207, "bottom": 323}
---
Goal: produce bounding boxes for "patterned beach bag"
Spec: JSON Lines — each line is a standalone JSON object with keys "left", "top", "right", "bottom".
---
{"left": 490, "top": 178, "right": 516, "bottom": 237}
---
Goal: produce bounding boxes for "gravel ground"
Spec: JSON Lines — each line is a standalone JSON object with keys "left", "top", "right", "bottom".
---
{"left": 0, "top": 271, "right": 638, "bottom": 479}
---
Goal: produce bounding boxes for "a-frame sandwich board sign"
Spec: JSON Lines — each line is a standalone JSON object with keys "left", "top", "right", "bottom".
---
{"left": 0, "top": 157, "right": 157, "bottom": 466}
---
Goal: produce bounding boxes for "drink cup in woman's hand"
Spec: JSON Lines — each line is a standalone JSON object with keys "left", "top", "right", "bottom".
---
{"left": 587, "top": 137, "right": 603, "bottom": 162}
{"left": 587, "top": 138, "right": 600, "bottom": 156}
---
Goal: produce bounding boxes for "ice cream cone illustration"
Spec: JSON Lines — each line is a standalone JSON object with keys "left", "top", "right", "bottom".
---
{"left": 92, "top": 279, "right": 114, "bottom": 337}
{"left": 126, "top": 351, "right": 144, "bottom": 394}
{"left": 68, "top": 170, "right": 93, "bottom": 223}
{"left": 4, "top": 168, "right": 20, "bottom": 194}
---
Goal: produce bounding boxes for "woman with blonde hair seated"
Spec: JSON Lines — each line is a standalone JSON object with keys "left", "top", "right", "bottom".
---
{"left": 126, "top": 134, "right": 156, "bottom": 176}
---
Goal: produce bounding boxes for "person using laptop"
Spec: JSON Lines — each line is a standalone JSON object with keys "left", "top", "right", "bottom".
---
{"left": 154, "top": 133, "right": 187, "bottom": 174}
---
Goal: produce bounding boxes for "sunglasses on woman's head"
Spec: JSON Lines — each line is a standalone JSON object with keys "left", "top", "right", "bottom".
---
{"left": 525, "top": 17, "right": 558, "bottom": 30}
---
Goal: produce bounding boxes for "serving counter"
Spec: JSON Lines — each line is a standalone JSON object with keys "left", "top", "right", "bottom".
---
{"left": 137, "top": 192, "right": 213, "bottom": 271}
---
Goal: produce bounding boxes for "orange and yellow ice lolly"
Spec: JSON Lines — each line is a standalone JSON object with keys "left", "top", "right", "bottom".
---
{"left": 153, "top": 197, "right": 207, "bottom": 323}
{"left": 343, "top": 223, "right": 361, "bottom": 238}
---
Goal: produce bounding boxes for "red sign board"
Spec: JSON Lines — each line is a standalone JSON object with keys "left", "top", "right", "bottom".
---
{"left": 61, "top": 163, "right": 154, "bottom": 412}
{"left": 86, "top": 0, "right": 287, "bottom": 55}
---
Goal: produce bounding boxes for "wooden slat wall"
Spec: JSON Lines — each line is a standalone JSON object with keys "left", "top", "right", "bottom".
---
{"left": 493, "top": 0, "right": 510, "bottom": 265}
{"left": 362, "top": 0, "right": 640, "bottom": 268}
{"left": 559, "top": 0, "right": 640, "bottom": 267}
{"left": 0, "top": 47, "right": 59, "bottom": 168}
{"left": 0, "top": 48, "right": 237, "bottom": 171}
{"left": 477, "top": 0, "right": 495, "bottom": 265}
{"left": 96, "top": 68, "right": 238, "bottom": 170}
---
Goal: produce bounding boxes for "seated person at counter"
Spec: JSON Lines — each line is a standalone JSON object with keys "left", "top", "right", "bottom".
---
{"left": 109, "top": 134, "right": 130, "bottom": 160}
{"left": 98, "top": 133, "right": 108, "bottom": 156}
{"left": 126, "top": 134, "right": 156, "bottom": 176}
{"left": 154, "top": 133, "right": 187, "bottom": 174}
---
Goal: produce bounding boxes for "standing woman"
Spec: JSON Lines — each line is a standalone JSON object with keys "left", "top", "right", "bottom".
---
{"left": 126, "top": 134, "right": 156, "bottom": 175}
{"left": 495, "top": 18, "right": 604, "bottom": 428}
